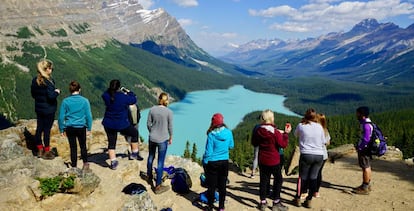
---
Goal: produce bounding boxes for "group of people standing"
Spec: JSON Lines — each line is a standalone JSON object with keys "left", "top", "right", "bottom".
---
{"left": 30, "top": 59, "right": 173, "bottom": 195}
{"left": 249, "top": 106, "right": 375, "bottom": 211}
{"left": 31, "top": 58, "right": 375, "bottom": 210}
{"left": 247, "top": 108, "right": 330, "bottom": 211}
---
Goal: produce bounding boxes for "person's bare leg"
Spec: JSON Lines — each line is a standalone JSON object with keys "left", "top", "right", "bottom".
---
{"left": 363, "top": 167, "right": 371, "bottom": 184}
{"left": 108, "top": 149, "right": 116, "bottom": 160}
{"left": 131, "top": 142, "right": 139, "bottom": 152}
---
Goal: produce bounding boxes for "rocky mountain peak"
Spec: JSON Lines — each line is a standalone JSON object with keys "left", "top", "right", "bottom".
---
{"left": 0, "top": 0, "right": 197, "bottom": 56}
{"left": 349, "top": 18, "right": 381, "bottom": 34}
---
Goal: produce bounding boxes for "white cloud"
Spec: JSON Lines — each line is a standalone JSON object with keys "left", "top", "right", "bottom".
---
{"left": 250, "top": 0, "right": 414, "bottom": 34}
{"left": 249, "top": 5, "right": 297, "bottom": 18}
{"left": 178, "top": 18, "right": 194, "bottom": 27}
{"left": 139, "top": 0, "right": 154, "bottom": 9}
{"left": 172, "top": 0, "right": 199, "bottom": 7}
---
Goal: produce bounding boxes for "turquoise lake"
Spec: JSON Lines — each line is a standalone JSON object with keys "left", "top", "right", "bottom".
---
{"left": 138, "top": 85, "right": 299, "bottom": 157}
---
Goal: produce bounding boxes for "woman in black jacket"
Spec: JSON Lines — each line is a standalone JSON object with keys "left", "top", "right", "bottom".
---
{"left": 31, "top": 59, "right": 60, "bottom": 159}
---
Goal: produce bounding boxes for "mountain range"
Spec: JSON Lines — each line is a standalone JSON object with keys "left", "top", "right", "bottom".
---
{"left": 1, "top": 0, "right": 414, "bottom": 123}
{"left": 220, "top": 18, "right": 414, "bottom": 84}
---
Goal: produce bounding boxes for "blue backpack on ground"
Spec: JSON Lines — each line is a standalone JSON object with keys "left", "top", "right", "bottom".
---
{"left": 171, "top": 167, "right": 192, "bottom": 194}
{"left": 367, "top": 122, "right": 387, "bottom": 156}
{"left": 199, "top": 190, "right": 219, "bottom": 204}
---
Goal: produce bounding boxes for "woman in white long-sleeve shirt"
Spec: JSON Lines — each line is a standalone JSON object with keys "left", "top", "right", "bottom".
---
{"left": 293, "top": 108, "right": 326, "bottom": 208}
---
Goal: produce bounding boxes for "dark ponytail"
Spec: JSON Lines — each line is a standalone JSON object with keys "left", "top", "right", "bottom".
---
{"left": 107, "top": 79, "right": 121, "bottom": 102}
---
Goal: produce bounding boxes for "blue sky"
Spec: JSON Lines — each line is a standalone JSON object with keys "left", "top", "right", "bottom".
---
{"left": 140, "top": 0, "right": 414, "bottom": 56}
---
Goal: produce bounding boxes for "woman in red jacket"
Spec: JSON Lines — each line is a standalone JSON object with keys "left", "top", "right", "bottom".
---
{"left": 252, "top": 109, "right": 291, "bottom": 211}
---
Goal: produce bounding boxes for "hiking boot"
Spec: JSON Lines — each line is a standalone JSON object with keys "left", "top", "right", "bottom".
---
{"left": 353, "top": 184, "right": 371, "bottom": 192}
{"left": 303, "top": 199, "right": 312, "bottom": 208}
{"left": 154, "top": 185, "right": 170, "bottom": 194}
{"left": 353, "top": 186, "right": 370, "bottom": 195}
{"left": 42, "top": 151, "right": 55, "bottom": 160}
{"left": 272, "top": 202, "right": 288, "bottom": 211}
{"left": 140, "top": 171, "right": 153, "bottom": 186}
{"left": 130, "top": 152, "right": 144, "bottom": 161}
{"left": 37, "top": 148, "right": 44, "bottom": 158}
{"left": 259, "top": 201, "right": 267, "bottom": 211}
{"left": 110, "top": 160, "right": 119, "bottom": 170}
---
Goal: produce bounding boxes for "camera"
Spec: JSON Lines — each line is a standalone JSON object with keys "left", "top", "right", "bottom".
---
{"left": 120, "top": 87, "right": 130, "bottom": 93}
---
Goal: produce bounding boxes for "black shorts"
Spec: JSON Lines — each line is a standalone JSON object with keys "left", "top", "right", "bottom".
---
{"left": 357, "top": 149, "right": 371, "bottom": 169}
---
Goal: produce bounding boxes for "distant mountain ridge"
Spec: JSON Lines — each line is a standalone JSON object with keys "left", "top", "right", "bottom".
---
{"left": 220, "top": 19, "right": 414, "bottom": 84}
{"left": 0, "top": 0, "right": 244, "bottom": 75}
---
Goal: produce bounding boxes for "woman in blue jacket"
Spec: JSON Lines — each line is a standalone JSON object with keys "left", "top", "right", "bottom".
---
{"left": 31, "top": 59, "right": 60, "bottom": 159}
{"left": 202, "top": 113, "right": 234, "bottom": 211}
{"left": 58, "top": 81, "right": 92, "bottom": 171}
{"left": 102, "top": 80, "right": 143, "bottom": 170}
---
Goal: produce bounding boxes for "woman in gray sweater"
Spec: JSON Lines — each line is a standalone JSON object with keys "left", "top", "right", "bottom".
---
{"left": 146, "top": 92, "right": 173, "bottom": 194}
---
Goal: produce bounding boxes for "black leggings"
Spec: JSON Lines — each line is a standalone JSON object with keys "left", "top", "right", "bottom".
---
{"left": 35, "top": 113, "right": 55, "bottom": 149}
{"left": 104, "top": 125, "right": 138, "bottom": 150}
{"left": 259, "top": 164, "right": 283, "bottom": 201}
{"left": 205, "top": 160, "right": 229, "bottom": 209}
{"left": 66, "top": 127, "right": 88, "bottom": 167}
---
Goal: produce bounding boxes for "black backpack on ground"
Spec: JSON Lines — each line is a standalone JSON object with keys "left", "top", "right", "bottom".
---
{"left": 171, "top": 167, "right": 192, "bottom": 194}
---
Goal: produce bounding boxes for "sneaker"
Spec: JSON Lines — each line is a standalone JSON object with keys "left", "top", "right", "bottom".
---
{"left": 110, "top": 160, "right": 119, "bottom": 170}
{"left": 353, "top": 186, "right": 369, "bottom": 195}
{"left": 303, "top": 199, "right": 312, "bottom": 208}
{"left": 313, "top": 192, "right": 320, "bottom": 198}
{"left": 154, "top": 185, "right": 170, "bottom": 194}
{"left": 42, "top": 151, "right": 55, "bottom": 160}
{"left": 272, "top": 202, "right": 288, "bottom": 211}
{"left": 300, "top": 193, "right": 308, "bottom": 200}
{"left": 259, "top": 201, "right": 267, "bottom": 211}
{"left": 130, "top": 152, "right": 144, "bottom": 161}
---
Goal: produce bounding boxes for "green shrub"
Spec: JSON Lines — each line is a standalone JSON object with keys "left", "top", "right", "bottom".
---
{"left": 36, "top": 175, "right": 76, "bottom": 198}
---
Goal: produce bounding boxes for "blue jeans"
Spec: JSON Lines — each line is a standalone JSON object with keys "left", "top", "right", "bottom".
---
{"left": 147, "top": 140, "right": 168, "bottom": 186}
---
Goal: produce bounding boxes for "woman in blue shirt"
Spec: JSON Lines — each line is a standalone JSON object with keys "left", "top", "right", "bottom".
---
{"left": 102, "top": 80, "right": 143, "bottom": 170}
{"left": 58, "top": 81, "right": 92, "bottom": 171}
{"left": 202, "top": 113, "right": 234, "bottom": 211}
